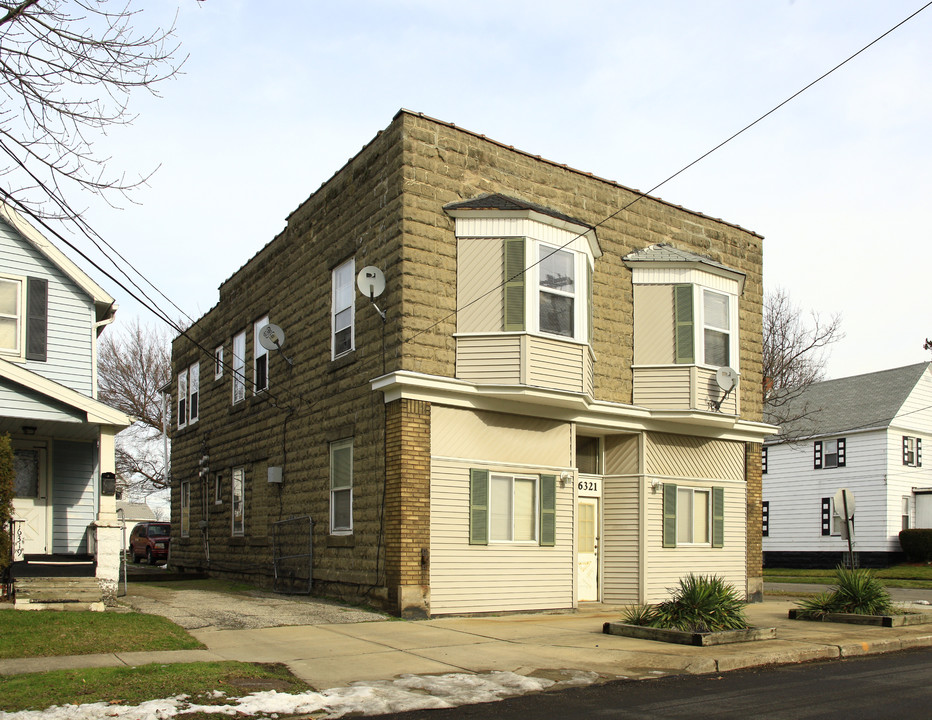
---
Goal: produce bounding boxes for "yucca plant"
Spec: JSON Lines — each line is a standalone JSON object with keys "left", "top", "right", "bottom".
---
{"left": 648, "top": 574, "right": 749, "bottom": 632}
{"left": 621, "top": 603, "right": 657, "bottom": 626}
{"left": 794, "top": 566, "right": 894, "bottom": 618}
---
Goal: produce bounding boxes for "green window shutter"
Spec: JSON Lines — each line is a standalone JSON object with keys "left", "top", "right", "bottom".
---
{"left": 586, "top": 261, "right": 593, "bottom": 346}
{"left": 674, "top": 285, "right": 694, "bottom": 364}
{"left": 539, "top": 474, "right": 556, "bottom": 546}
{"left": 663, "top": 483, "right": 677, "bottom": 548}
{"left": 503, "top": 238, "right": 526, "bottom": 331}
{"left": 469, "top": 469, "right": 489, "bottom": 545}
{"left": 712, "top": 487, "right": 725, "bottom": 548}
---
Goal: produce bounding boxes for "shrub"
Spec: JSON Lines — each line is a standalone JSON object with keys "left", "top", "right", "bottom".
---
{"left": 899, "top": 529, "right": 932, "bottom": 563}
{"left": 623, "top": 574, "right": 750, "bottom": 632}
{"left": 794, "top": 566, "right": 893, "bottom": 618}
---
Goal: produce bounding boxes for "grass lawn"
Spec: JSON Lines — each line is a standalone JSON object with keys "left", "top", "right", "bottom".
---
{"left": 764, "top": 564, "right": 932, "bottom": 589}
{"left": 0, "top": 607, "right": 204, "bottom": 658}
{"left": 0, "top": 661, "right": 311, "bottom": 714}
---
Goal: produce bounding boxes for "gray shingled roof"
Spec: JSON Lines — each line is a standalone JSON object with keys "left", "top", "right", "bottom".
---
{"left": 765, "top": 362, "right": 931, "bottom": 443}
{"left": 623, "top": 243, "right": 742, "bottom": 276}
{"left": 443, "top": 193, "right": 592, "bottom": 229}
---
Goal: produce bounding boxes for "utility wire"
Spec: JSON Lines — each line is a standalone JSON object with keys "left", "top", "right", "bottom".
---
{"left": 405, "top": 0, "right": 932, "bottom": 346}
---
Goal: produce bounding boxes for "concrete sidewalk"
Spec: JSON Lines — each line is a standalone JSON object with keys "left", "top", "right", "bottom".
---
{"left": 3, "top": 597, "right": 931, "bottom": 691}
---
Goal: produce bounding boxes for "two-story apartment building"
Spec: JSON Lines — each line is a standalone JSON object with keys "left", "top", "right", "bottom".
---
{"left": 1, "top": 202, "right": 130, "bottom": 603}
{"left": 169, "top": 110, "right": 774, "bottom": 617}
{"left": 763, "top": 362, "right": 932, "bottom": 568}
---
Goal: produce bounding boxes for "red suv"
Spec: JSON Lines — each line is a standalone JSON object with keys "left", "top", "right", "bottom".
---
{"left": 129, "top": 522, "right": 171, "bottom": 565}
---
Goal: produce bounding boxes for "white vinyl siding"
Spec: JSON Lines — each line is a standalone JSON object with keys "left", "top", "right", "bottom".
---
{"left": 646, "top": 480, "right": 746, "bottom": 603}
{"left": 601, "top": 474, "right": 640, "bottom": 604}
{"left": 632, "top": 365, "right": 738, "bottom": 414}
{"left": 0, "top": 218, "right": 96, "bottom": 396}
{"left": 764, "top": 430, "right": 898, "bottom": 553}
{"left": 430, "top": 459, "right": 573, "bottom": 615}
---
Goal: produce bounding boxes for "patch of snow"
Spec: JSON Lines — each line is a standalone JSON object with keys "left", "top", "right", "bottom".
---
{"left": 0, "top": 669, "right": 589, "bottom": 720}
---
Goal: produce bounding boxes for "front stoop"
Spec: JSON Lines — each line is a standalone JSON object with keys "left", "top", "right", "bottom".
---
{"left": 14, "top": 577, "right": 105, "bottom": 611}
{"left": 603, "top": 622, "right": 777, "bottom": 646}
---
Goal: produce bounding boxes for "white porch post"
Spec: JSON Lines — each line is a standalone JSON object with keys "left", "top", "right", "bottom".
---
{"left": 94, "top": 425, "right": 122, "bottom": 604}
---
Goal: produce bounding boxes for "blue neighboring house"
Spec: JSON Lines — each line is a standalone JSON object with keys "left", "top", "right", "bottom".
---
{"left": 0, "top": 201, "right": 130, "bottom": 605}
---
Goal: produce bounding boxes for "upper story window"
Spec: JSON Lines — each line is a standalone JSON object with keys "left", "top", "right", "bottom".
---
{"left": 332, "top": 258, "right": 355, "bottom": 359}
{"left": 0, "top": 276, "right": 23, "bottom": 356}
{"left": 814, "top": 438, "right": 846, "bottom": 469}
{"left": 447, "top": 194, "right": 600, "bottom": 346}
{"left": 232, "top": 331, "right": 246, "bottom": 404}
{"left": 253, "top": 315, "right": 269, "bottom": 393}
{"left": 176, "top": 363, "right": 199, "bottom": 428}
{"left": 214, "top": 345, "right": 223, "bottom": 380}
{"left": 177, "top": 371, "right": 187, "bottom": 430}
{"left": 903, "top": 436, "right": 922, "bottom": 467}
{"left": 626, "top": 244, "right": 745, "bottom": 371}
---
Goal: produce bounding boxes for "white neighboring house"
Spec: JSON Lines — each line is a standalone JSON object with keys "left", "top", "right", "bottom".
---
{"left": 0, "top": 202, "right": 131, "bottom": 603}
{"left": 763, "top": 362, "right": 932, "bottom": 568}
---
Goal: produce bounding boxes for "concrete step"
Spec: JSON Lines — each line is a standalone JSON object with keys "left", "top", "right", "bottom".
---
{"left": 14, "top": 576, "right": 103, "bottom": 608}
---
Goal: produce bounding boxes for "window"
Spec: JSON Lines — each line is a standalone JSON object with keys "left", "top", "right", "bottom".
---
{"left": 902, "top": 496, "right": 911, "bottom": 531}
{"left": 468, "top": 469, "right": 556, "bottom": 546}
{"left": 673, "top": 285, "right": 738, "bottom": 368}
{"left": 761, "top": 447, "right": 768, "bottom": 474}
{"left": 180, "top": 481, "right": 190, "bottom": 538}
{"left": 821, "top": 496, "right": 848, "bottom": 536}
{"left": 231, "top": 466, "right": 245, "bottom": 536}
{"left": 762, "top": 500, "right": 770, "bottom": 537}
{"left": 254, "top": 315, "right": 269, "bottom": 392}
{"left": 490, "top": 474, "right": 538, "bottom": 542}
{"left": 188, "top": 363, "right": 199, "bottom": 423}
{"left": 0, "top": 276, "right": 22, "bottom": 355}
{"left": 814, "top": 438, "right": 846, "bottom": 469}
{"left": 177, "top": 371, "right": 187, "bottom": 429}
{"left": 232, "top": 331, "right": 246, "bottom": 404}
{"left": 214, "top": 345, "right": 223, "bottom": 379}
{"left": 662, "top": 484, "right": 724, "bottom": 548}
{"left": 13, "top": 449, "right": 39, "bottom": 498}
{"left": 214, "top": 474, "right": 223, "bottom": 505}
{"left": 538, "top": 244, "right": 575, "bottom": 338}
{"left": 576, "top": 436, "right": 601, "bottom": 475}
{"left": 502, "top": 239, "right": 592, "bottom": 343}
{"left": 332, "top": 258, "right": 355, "bottom": 358}
{"left": 903, "top": 436, "right": 922, "bottom": 467}
{"left": 677, "top": 487, "right": 710, "bottom": 545}
{"left": 330, "top": 439, "right": 353, "bottom": 533}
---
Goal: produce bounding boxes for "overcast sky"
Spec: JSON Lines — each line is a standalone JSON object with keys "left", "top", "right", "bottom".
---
{"left": 63, "top": 0, "right": 932, "bottom": 380}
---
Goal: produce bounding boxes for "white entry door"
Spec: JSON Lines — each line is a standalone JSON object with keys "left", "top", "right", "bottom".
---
{"left": 11, "top": 444, "right": 49, "bottom": 558}
{"left": 577, "top": 497, "right": 599, "bottom": 602}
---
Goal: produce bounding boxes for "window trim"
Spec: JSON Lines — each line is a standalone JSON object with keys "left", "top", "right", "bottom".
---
{"left": 902, "top": 495, "right": 911, "bottom": 531}
{"left": 331, "top": 258, "right": 355, "bottom": 360}
{"left": 662, "top": 483, "right": 724, "bottom": 548}
{"left": 177, "top": 371, "right": 187, "bottom": 430}
{"left": 231, "top": 466, "right": 245, "bottom": 536}
{"left": 214, "top": 473, "right": 223, "bottom": 505}
{"left": 330, "top": 438, "right": 353, "bottom": 534}
{"left": 903, "top": 436, "right": 922, "bottom": 467}
{"left": 673, "top": 284, "right": 738, "bottom": 370}
{"left": 253, "top": 315, "right": 269, "bottom": 393}
{"left": 676, "top": 486, "right": 712, "bottom": 546}
{"left": 188, "top": 362, "right": 199, "bottom": 424}
{"left": 214, "top": 345, "right": 224, "bottom": 380}
{"left": 469, "top": 469, "right": 556, "bottom": 546}
{"left": 232, "top": 331, "right": 246, "bottom": 404}
{"left": 814, "top": 438, "right": 846, "bottom": 470}
{"left": 489, "top": 473, "right": 539, "bottom": 543}
{"left": 0, "top": 274, "right": 24, "bottom": 358}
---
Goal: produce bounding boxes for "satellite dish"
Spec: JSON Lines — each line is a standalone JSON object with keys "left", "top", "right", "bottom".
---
{"left": 258, "top": 323, "right": 286, "bottom": 351}
{"left": 357, "top": 266, "right": 386, "bottom": 299}
{"left": 715, "top": 366, "right": 738, "bottom": 392}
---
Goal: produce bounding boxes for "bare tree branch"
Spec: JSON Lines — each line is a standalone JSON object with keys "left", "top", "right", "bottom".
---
{"left": 763, "top": 287, "right": 844, "bottom": 434}
{"left": 98, "top": 317, "right": 171, "bottom": 494}
{"left": 0, "top": 0, "right": 185, "bottom": 235}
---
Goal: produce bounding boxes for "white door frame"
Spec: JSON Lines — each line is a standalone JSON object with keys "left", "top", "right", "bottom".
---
{"left": 11, "top": 440, "right": 50, "bottom": 557}
{"left": 577, "top": 473, "right": 602, "bottom": 603}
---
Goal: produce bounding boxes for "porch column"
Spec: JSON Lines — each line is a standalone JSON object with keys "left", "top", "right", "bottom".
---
{"left": 95, "top": 425, "right": 122, "bottom": 604}
{"left": 384, "top": 398, "right": 431, "bottom": 618}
